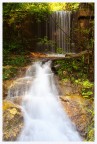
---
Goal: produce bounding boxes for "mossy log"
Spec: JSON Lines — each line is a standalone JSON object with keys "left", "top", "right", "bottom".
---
{"left": 65, "top": 50, "right": 92, "bottom": 59}
{"left": 30, "top": 50, "right": 92, "bottom": 60}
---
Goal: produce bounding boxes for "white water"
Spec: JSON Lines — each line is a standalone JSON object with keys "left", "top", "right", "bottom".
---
{"left": 15, "top": 61, "right": 82, "bottom": 141}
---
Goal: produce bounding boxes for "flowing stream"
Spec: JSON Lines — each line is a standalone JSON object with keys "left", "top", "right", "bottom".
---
{"left": 8, "top": 61, "right": 82, "bottom": 141}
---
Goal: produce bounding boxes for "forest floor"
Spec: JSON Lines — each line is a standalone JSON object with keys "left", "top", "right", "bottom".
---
{"left": 3, "top": 52, "right": 94, "bottom": 141}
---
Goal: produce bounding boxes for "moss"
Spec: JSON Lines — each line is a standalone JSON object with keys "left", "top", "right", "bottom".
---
{"left": 3, "top": 101, "right": 16, "bottom": 111}
{"left": 82, "top": 80, "right": 93, "bottom": 88}
{"left": 3, "top": 67, "right": 18, "bottom": 80}
{"left": 88, "top": 128, "right": 94, "bottom": 141}
{"left": 86, "top": 122, "right": 94, "bottom": 141}
{"left": 3, "top": 100, "right": 23, "bottom": 141}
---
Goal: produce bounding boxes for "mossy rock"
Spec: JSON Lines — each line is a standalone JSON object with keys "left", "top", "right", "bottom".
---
{"left": 3, "top": 100, "right": 24, "bottom": 141}
{"left": 60, "top": 95, "right": 94, "bottom": 140}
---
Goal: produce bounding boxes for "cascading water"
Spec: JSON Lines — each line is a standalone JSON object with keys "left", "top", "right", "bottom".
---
{"left": 48, "top": 11, "right": 71, "bottom": 53}
{"left": 37, "top": 11, "right": 71, "bottom": 53}
{"left": 8, "top": 61, "right": 82, "bottom": 141}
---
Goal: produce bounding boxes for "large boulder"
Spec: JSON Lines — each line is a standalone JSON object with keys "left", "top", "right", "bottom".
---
{"left": 60, "top": 95, "right": 94, "bottom": 139}
{"left": 3, "top": 100, "right": 23, "bottom": 141}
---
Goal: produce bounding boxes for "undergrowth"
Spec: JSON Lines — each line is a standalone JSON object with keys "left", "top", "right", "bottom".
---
{"left": 3, "top": 54, "right": 31, "bottom": 80}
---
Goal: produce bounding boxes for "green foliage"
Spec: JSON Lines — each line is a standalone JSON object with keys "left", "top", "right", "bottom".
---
{"left": 37, "top": 36, "right": 55, "bottom": 52}
{"left": 55, "top": 60, "right": 68, "bottom": 79}
{"left": 3, "top": 2, "right": 94, "bottom": 56}
{"left": 4, "top": 55, "right": 29, "bottom": 67}
{"left": 8, "top": 56, "right": 26, "bottom": 66}
{"left": 3, "top": 67, "right": 18, "bottom": 80}
{"left": 55, "top": 58, "right": 94, "bottom": 100}
{"left": 81, "top": 89, "right": 93, "bottom": 97}
{"left": 87, "top": 128, "right": 94, "bottom": 141}
{"left": 3, "top": 3, "right": 51, "bottom": 57}
{"left": 49, "top": 3, "right": 64, "bottom": 11}
{"left": 85, "top": 105, "right": 94, "bottom": 141}
{"left": 82, "top": 80, "right": 93, "bottom": 88}
{"left": 65, "top": 3, "right": 80, "bottom": 11}
{"left": 74, "top": 79, "right": 93, "bottom": 98}
{"left": 73, "top": 20, "right": 94, "bottom": 50}
{"left": 79, "top": 80, "right": 94, "bottom": 98}
{"left": 3, "top": 55, "right": 31, "bottom": 80}
{"left": 38, "top": 36, "right": 54, "bottom": 46}
{"left": 3, "top": 3, "right": 51, "bottom": 24}
{"left": 55, "top": 56, "right": 88, "bottom": 79}
{"left": 72, "top": 61, "right": 79, "bottom": 70}
{"left": 7, "top": 41, "right": 22, "bottom": 52}
{"left": 56, "top": 48, "right": 63, "bottom": 54}
{"left": 75, "top": 79, "right": 93, "bottom": 88}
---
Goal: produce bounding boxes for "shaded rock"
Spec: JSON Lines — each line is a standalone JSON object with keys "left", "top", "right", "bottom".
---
{"left": 59, "top": 80, "right": 81, "bottom": 95}
{"left": 3, "top": 100, "right": 23, "bottom": 141}
{"left": 60, "top": 95, "right": 94, "bottom": 138}
{"left": 10, "top": 96, "right": 23, "bottom": 105}
{"left": 3, "top": 80, "right": 14, "bottom": 98}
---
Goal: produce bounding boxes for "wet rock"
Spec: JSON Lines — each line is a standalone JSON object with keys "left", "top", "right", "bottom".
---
{"left": 6, "top": 77, "right": 33, "bottom": 99}
{"left": 60, "top": 95, "right": 94, "bottom": 138}
{"left": 3, "top": 66, "right": 30, "bottom": 99}
{"left": 3, "top": 80, "right": 14, "bottom": 99}
{"left": 3, "top": 100, "right": 23, "bottom": 141}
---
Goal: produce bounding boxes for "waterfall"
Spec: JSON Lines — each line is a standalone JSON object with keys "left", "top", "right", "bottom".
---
{"left": 8, "top": 61, "right": 82, "bottom": 141}
{"left": 37, "top": 11, "right": 71, "bottom": 53}
{"left": 49, "top": 11, "right": 71, "bottom": 53}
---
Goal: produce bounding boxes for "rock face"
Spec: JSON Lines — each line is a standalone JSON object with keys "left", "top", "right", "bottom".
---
{"left": 3, "top": 80, "right": 14, "bottom": 98}
{"left": 59, "top": 80, "right": 81, "bottom": 96}
{"left": 3, "top": 100, "right": 23, "bottom": 141}
{"left": 3, "top": 66, "right": 30, "bottom": 99}
{"left": 7, "top": 77, "right": 33, "bottom": 99}
{"left": 60, "top": 95, "right": 94, "bottom": 139}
